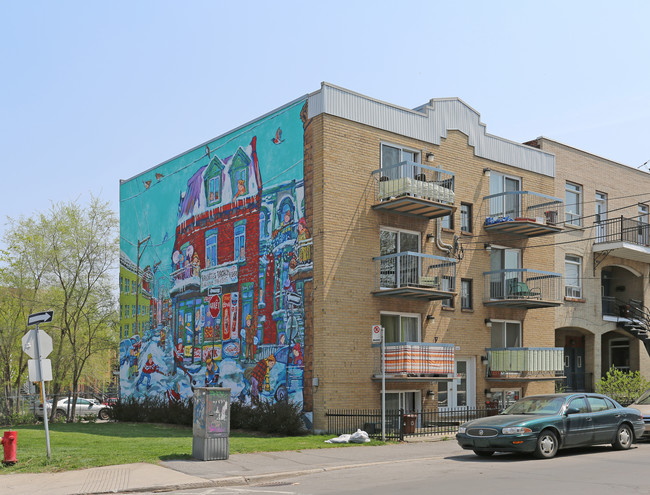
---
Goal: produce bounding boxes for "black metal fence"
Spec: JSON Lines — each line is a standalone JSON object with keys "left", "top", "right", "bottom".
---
{"left": 326, "top": 407, "right": 497, "bottom": 441}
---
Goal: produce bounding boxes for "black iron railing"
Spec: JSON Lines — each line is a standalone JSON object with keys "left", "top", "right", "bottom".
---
{"left": 326, "top": 407, "right": 496, "bottom": 441}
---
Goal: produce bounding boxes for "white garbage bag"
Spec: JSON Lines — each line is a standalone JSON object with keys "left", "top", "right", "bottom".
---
{"left": 350, "top": 429, "right": 371, "bottom": 443}
{"left": 325, "top": 434, "right": 352, "bottom": 444}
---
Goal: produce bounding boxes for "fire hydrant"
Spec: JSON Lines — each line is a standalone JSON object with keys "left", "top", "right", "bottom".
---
{"left": 1, "top": 431, "right": 17, "bottom": 465}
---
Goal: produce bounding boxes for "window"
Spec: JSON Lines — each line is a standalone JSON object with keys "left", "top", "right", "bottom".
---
{"left": 119, "top": 276, "right": 123, "bottom": 293}
{"left": 205, "top": 230, "right": 218, "bottom": 267}
{"left": 441, "top": 276, "right": 454, "bottom": 308}
{"left": 379, "top": 227, "right": 420, "bottom": 288}
{"left": 565, "top": 182, "right": 582, "bottom": 226}
{"left": 491, "top": 320, "right": 521, "bottom": 348}
{"left": 587, "top": 396, "right": 613, "bottom": 412}
{"left": 489, "top": 172, "right": 521, "bottom": 218}
{"left": 380, "top": 313, "right": 419, "bottom": 343}
{"left": 441, "top": 212, "right": 454, "bottom": 230}
{"left": 234, "top": 223, "right": 246, "bottom": 262}
{"left": 610, "top": 339, "right": 630, "bottom": 371}
{"left": 595, "top": 192, "right": 607, "bottom": 241}
{"left": 568, "top": 397, "right": 589, "bottom": 413}
{"left": 489, "top": 246, "right": 521, "bottom": 299}
{"left": 208, "top": 176, "right": 221, "bottom": 204}
{"left": 381, "top": 143, "right": 420, "bottom": 180}
{"left": 638, "top": 204, "right": 649, "bottom": 246}
{"left": 565, "top": 255, "right": 582, "bottom": 298}
{"left": 460, "top": 203, "right": 472, "bottom": 233}
{"left": 125, "top": 279, "right": 130, "bottom": 294}
{"left": 461, "top": 279, "right": 472, "bottom": 309}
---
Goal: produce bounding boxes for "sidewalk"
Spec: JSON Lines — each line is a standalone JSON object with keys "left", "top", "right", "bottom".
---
{"left": 2, "top": 437, "right": 460, "bottom": 495}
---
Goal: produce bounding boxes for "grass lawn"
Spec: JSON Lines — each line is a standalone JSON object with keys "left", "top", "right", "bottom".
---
{"left": 0, "top": 422, "right": 385, "bottom": 474}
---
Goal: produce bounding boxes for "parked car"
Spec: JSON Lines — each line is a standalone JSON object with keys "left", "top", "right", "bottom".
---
{"left": 456, "top": 393, "right": 645, "bottom": 459}
{"left": 630, "top": 389, "right": 650, "bottom": 438}
{"left": 36, "top": 397, "right": 111, "bottom": 420}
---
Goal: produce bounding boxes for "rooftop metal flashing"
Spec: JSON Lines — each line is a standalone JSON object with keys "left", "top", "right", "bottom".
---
{"left": 308, "top": 82, "right": 555, "bottom": 177}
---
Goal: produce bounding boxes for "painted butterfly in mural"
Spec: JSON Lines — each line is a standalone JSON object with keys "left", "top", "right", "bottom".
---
{"left": 271, "top": 127, "right": 285, "bottom": 144}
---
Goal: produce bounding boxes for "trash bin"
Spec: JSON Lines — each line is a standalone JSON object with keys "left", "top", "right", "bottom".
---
{"left": 192, "top": 387, "right": 231, "bottom": 460}
{"left": 402, "top": 414, "right": 417, "bottom": 435}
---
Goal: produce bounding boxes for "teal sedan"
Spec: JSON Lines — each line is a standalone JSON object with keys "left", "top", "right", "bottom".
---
{"left": 456, "top": 393, "right": 645, "bottom": 459}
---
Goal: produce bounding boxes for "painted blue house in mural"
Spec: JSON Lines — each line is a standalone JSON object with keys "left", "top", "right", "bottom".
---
{"left": 119, "top": 100, "right": 311, "bottom": 407}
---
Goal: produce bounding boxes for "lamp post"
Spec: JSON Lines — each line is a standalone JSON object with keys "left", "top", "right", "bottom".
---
{"left": 134, "top": 236, "right": 150, "bottom": 335}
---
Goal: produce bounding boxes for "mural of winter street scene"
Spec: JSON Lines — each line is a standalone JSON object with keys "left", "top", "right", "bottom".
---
{"left": 119, "top": 99, "right": 312, "bottom": 409}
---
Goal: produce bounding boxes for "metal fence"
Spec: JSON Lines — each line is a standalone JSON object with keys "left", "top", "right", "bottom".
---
{"left": 326, "top": 407, "right": 496, "bottom": 441}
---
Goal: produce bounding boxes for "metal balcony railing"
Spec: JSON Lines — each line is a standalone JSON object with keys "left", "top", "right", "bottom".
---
{"left": 482, "top": 191, "right": 563, "bottom": 226}
{"left": 374, "top": 342, "right": 455, "bottom": 376}
{"left": 486, "top": 347, "right": 565, "bottom": 379}
{"left": 374, "top": 252, "right": 456, "bottom": 291}
{"left": 593, "top": 215, "right": 650, "bottom": 247}
{"left": 372, "top": 161, "right": 455, "bottom": 205}
{"left": 483, "top": 269, "right": 562, "bottom": 304}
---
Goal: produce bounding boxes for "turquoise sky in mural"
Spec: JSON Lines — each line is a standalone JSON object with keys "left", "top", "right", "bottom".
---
{"left": 120, "top": 99, "right": 306, "bottom": 270}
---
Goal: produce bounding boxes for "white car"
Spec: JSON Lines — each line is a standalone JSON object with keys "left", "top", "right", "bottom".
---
{"left": 36, "top": 397, "right": 111, "bottom": 420}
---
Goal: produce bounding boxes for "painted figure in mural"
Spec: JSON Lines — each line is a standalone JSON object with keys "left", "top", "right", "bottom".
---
{"left": 192, "top": 253, "right": 201, "bottom": 277}
{"left": 250, "top": 354, "right": 276, "bottom": 403}
{"left": 136, "top": 353, "right": 164, "bottom": 391}
{"left": 290, "top": 342, "right": 304, "bottom": 366}
{"left": 233, "top": 179, "right": 246, "bottom": 201}
{"left": 205, "top": 356, "right": 219, "bottom": 386}
{"left": 166, "top": 380, "right": 181, "bottom": 403}
{"left": 297, "top": 218, "right": 311, "bottom": 263}
{"left": 244, "top": 314, "right": 256, "bottom": 361}
{"left": 159, "top": 327, "right": 166, "bottom": 349}
{"left": 121, "top": 347, "right": 139, "bottom": 379}
{"left": 174, "top": 337, "right": 184, "bottom": 366}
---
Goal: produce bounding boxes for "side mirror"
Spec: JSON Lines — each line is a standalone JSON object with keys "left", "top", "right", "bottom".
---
{"left": 565, "top": 407, "right": 580, "bottom": 415}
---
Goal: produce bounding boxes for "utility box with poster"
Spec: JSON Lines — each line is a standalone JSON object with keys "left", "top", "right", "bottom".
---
{"left": 192, "top": 387, "right": 231, "bottom": 460}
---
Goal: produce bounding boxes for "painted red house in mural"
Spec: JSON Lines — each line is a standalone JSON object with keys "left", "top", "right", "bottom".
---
{"left": 169, "top": 137, "right": 262, "bottom": 366}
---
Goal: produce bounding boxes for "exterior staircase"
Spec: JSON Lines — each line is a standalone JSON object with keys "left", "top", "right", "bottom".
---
{"left": 616, "top": 299, "right": 650, "bottom": 357}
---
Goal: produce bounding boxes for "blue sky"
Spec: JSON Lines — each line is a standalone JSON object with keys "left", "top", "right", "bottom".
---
{"left": 2, "top": 0, "right": 649, "bottom": 241}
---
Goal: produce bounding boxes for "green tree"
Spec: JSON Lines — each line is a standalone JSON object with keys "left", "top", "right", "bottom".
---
{"left": 1, "top": 197, "right": 119, "bottom": 420}
{"left": 595, "top": 366, "right": 650, "bottom": 406}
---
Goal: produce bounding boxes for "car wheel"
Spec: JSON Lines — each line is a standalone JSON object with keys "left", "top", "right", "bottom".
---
{"left": 534, "top": 429, "right": 558, "bottom": 459}
{"left": 613, "top": 424, "right": 633, "bottom": 450}
{"left": 473, "top": 450, "right": 495, "bottom": 457}
{"left": 98, "top": 409, "right": 110, "bottom": 420}
{"left": 54, "top": 409, "right": 66, "bottom": 420}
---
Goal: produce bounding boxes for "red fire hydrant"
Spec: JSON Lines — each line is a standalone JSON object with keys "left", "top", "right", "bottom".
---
{"left": 1, "top": 431, "right": 17, "bottom": 465}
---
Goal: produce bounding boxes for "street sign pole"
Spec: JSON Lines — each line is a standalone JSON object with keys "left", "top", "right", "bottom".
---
{"left": 381, "top": 326, "right": 385, "bottom": 443}
{"left": 34, "top": 322, "right": 51, "bottom": 459}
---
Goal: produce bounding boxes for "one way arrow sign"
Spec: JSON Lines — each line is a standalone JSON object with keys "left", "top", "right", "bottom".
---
{"left": 27, "top": 311, "right": 54, "bottom": 326}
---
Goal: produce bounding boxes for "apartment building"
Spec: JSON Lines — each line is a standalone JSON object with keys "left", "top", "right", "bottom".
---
{"left": 119, "top": 83, "right": 582, "bottom": 432}
{"left": 526, "top": 138, "right": 650, "bottom": 392}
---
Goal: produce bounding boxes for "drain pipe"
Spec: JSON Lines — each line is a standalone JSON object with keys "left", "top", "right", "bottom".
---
{"left": 434, "top": 219, "right": 453, "bottom": 255}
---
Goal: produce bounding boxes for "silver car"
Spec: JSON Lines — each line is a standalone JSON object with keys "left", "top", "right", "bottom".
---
{"left": 630, "top": 390, "right": 650, "bottom": 438}
{"left": 36, "top": 397, "right": 111, "bottom": 420}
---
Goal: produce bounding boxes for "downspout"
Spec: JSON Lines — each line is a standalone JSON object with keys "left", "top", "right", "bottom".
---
{"left": 435, "top": 219, "right": 453, "bottom": 255}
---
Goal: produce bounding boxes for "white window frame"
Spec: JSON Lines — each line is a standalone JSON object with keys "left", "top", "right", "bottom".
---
{"left": 380, "top": 142, "right": 421, "bottom": 180}
{"left": 565, "top": 254, "right": 582, "bottom": 298}
{"left": 565, "top": 181, "right": 583, "bottom": 226}
{"left": 490, "top": 319, "right": 522, "bottom": 348}
{"left": 380, "top": 311, "right": 421, "bottom": 343}
{"left": 489, "top": 172, "right": 521, "bottom": 218}
{"left": 609, "top": 338, "right": 630, "bottom": 372}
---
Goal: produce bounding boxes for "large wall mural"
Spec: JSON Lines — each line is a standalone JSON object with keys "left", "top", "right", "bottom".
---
{"left": 119, "top": 100, "right": 311, "bottom": 408}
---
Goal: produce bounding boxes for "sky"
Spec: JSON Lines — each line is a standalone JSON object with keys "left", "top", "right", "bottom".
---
{"left": 2, "top": 0, "right": 650, "bottom": 243}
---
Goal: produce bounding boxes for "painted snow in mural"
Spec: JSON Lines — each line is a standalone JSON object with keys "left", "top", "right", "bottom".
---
{"left": 119, "top": 100, "right": 311, "bottom": 407}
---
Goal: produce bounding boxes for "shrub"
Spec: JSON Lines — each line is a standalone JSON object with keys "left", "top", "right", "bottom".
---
{"left": 0, "top": 412, "right": 40, "bottom": 427}
{"left": 110, "top": 396, "right": 193, "bottom": 425}
{"left": 230, "top": 400, "right": 307, "bottom": 436}
{"left": 595, "top": 366, "right": 650, "bottom": 406}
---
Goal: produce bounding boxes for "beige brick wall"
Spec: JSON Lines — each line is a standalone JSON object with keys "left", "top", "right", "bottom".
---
{"left": 309, "top": 115, "right": 558, "bottom": 430}
{"left": 534, "top": 139, "right": 650, "bottom": 385}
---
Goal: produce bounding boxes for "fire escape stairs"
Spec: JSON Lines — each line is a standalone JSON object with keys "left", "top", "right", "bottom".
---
{"left": 616, "top": 299, "right": 650, "bottom": 357}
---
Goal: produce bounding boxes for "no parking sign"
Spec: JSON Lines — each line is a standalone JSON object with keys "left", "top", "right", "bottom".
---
{"left": 372, "top": 325, "right": 383, "bottom": 344}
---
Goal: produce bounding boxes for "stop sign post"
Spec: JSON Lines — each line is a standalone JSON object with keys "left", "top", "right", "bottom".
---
{"left": 25, "top": 311, "right": 54, "bottom": 459}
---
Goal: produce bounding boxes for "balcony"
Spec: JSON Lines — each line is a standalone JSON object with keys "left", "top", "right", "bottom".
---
{"left": 482, "top": 191, "right": 563, "bottom": 237}
{"left": 373, "top": 252, "right": 456, "bottom": 300}
{"left": 486, "top": 347, "right": 565, "bottom": 381}
{"left": 593, "top": 215, "right": 650, "bottom": 263}
{"left": 483, "top": 269, "right": 563, "bottom": 308}
{"left": 371, "top": 161, "right": 455, "bottom": 220}
{"left": 373, "top": 342, "right": 455, "bottom": 380}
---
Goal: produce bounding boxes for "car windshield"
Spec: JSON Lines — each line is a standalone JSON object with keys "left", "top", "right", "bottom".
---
{"left": 635, "top": 390, "right": 650, "bottom": 405}
{"left": 502, "top": 396, "right": 565, "bottom": 415}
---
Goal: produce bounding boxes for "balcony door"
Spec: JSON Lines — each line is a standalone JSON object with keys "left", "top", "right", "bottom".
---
{"left": 381, "top": 143, "right": 419, "bottom": 180}
{"left": 638, "top": 204, "right": 649, "bottom": 246}
{"left": 489, "top": 247, "right": 521, "bottom": 299}
{"left": 380, "top": 228, "right": 420, "bottom": 288}
{"left": 595, "top": 192, "right": 607, "bottom": 242}
{"left": 438, "top": 358, "right": 475, "bottom": 409}
{"left": 489, "top": 172, "right": 521, "bottom": 218}
{"left": 380, "top": 313, "right": 419, "bottom": 343}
